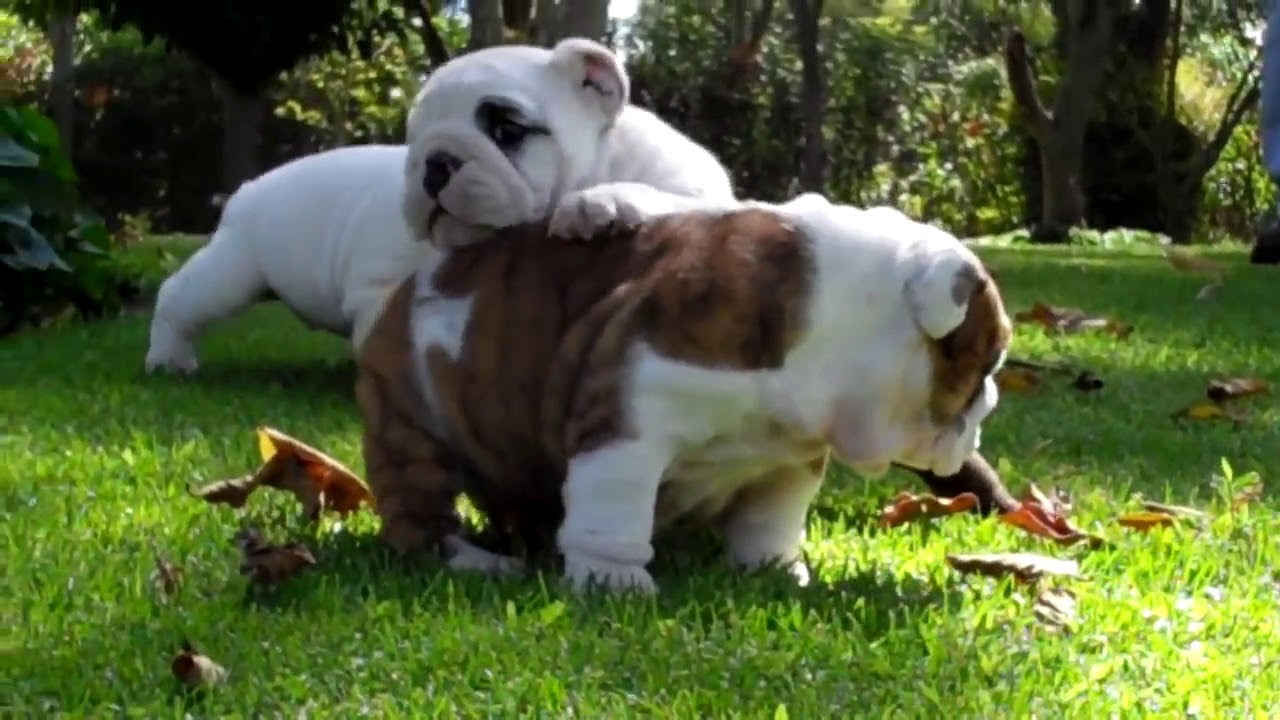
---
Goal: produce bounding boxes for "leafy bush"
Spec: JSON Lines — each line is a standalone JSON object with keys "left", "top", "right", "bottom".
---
{"left": 1, "top": 103, "right": 137, "bottom": 334}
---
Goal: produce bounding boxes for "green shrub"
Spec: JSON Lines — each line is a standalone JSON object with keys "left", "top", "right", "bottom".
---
{"left": 1, "top": 103, "right": 139, "bottom": 335}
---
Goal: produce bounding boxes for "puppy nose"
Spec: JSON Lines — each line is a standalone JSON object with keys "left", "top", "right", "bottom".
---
{"left": 423, "top": 151, "right": 462, "bottom": 199}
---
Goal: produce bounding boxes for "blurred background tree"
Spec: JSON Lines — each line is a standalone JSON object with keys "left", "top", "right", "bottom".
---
{"left": 1, "top": 0, "right": 1271, "bottom": 334}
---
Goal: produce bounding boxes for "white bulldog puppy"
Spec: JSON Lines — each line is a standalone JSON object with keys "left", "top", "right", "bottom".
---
{"left": 400, "top": 37, "right": 734, "bottom": 250}
{"left": 145, "top": 144, "right": 419, "bottom": 374}
{"left": 144, "top": 37, "right": 734, "bottom": 374}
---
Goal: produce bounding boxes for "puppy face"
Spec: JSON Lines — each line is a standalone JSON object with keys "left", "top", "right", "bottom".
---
{"left": 795, "top": 203, "right": 1011, "bottom": 479}
{"left": 402, "top": 38, "right": 630, "bottom": 250}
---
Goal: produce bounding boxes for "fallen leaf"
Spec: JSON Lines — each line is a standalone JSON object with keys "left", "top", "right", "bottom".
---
{"left": 1170, "top": 400, "right": 1247, "bottom": 424}
{"left": 1034, "top": 586, "right": 1078, "bottom": 632}
{"left": 1231, "top": 482, "right": 1264, "bottom": 510}
{"left": 996, "top": 366, "right": 1043, "bottom": 394}
{"left": 946, "top": 552, "right": 1082, "bottom": 583}
{"left": 171, "top": 640, "right": 227, "bottom": 689}
{"left": 1022, "top": 483, "right": 1072, "bottom": 518}
{"left": 188, "top": 473, "right": 261, "bottom": 509}
{"left": 1001, "top": 501, "right": 1107, "bottom": 548}
{"left": 1140, "top": 500, "right": 1209, "bottom": 519}
{"left": 1070, "top": 370, "right": 1104, "bottom": 392}
{"left": 255, "top": 426, "right": 373, "bottom": 518}
{"left": 234, "top": 527, "right": 317, "bottom": 586}
{"left": 1014, "top": 301, "right": 1132, "bottom": 339}
{"left": 1116, "top": 511, "right": 1179, "bottom": 531}
{"left": 879, "top": 491, "right": 979, "bottom": 527}
{"left": 148, "top": 538, "right": 183, "bottom": 600}
{"left": 1206, "top": 377, "right": 1271, "bottom": 403}
{"left": 1163, "top": 246, "right": 1226, "bottom": 277}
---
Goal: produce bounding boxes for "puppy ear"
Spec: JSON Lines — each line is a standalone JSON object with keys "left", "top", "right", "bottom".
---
{"left": 904, "top": 245, "right": 983, "bottom": 339}
{"left": 550, "top": 37, "right": 630, "bottom": 123}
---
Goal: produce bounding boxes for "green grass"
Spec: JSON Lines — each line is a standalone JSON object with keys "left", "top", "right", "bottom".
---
{"left": 4, "top": 241, "right": 1278, "bottom": 718}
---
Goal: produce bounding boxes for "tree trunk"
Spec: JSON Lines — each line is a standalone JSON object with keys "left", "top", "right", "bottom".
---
{"left": 557, "top": 0, "right": 609, "bottom": 43}
{"left": 47, "top": 9, "right": 77, "bottom": 158}
{"left": 404, "top": 0, "right": 452, "bottom": 68}
{"left": 212, "top": 76, "right": 266, "bottom": 193}
{"left": 789, "top": 0, "right": 826, "bottom": 193}
{"left": 1004, "top": 3, "right": 1115, "bottom": 242}
{"left": 467, "top": 0, "right": 506, "bottom": 50}
{"left": 503, "top": 0, "right": 535, "bottom": 39}
{"left": 533, "top": 0, "right": 560, "bottom": 45}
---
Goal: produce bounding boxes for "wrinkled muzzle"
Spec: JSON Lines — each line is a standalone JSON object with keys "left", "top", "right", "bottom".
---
{"left": 402, "top": 127, "right": 541, "bottom": 249}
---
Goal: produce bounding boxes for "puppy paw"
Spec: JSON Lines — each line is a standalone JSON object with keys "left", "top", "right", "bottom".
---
{"left": 549, "top": 187, "right": 646, "bottom": 240}
{"left": 144, "top": 338, "right": 199, "bottom": 374}
{"left": 563, "top": 550, "right": 656, "bottom": 595}
{"left": 784, "top": 558, "right": 812, "bottom": 588}
{"left": 443, "top": 535, "right": 526, "bottom": 578}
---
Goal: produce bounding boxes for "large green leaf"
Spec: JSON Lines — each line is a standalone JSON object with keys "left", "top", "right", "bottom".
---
{"left": 0, "top": 137, "right": 40, "bottom": 169}
{"left": 0, "top": 203, "right": 72, "bottom": 272}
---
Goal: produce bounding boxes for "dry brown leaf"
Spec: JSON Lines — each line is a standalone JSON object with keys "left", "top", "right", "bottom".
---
{"left": 171, "top": 640, "right": 227, "bottom": 689}
{"left": 1022, "top": 483, "right": 1072, "bottom": 518}
{"left": 996, "top": 366, "right": 1043, "bottom": 394}
{"left": 1014, "top": 301, "right": 1132, "bottom": 339}
{"left": 1070, "top": 370, "right": 1104, "bottom": 392}
{"left": 1163, "top": 246, "right": 1226, "bottom": 277}
{"left": 1206, "top": 377, "right": 1272, "bottom": 403}
{"left": 148, "top": 538, "right": 182, "bottom": 600}
{"left": 256, "top": 426, "right": 373, "bottom": 518}
{"left": 1140, "top": 500, "right": 1209, "bottom": 520}
{"left": 879, "top": 491, "right": 979, "bottom": 527}
{"left": 1170, "top": 399, "right": 1247, "bottom": 424}
{"left": 1001, "top": 500, "right": 1107, "bottom": 548}
{"left": 1116, "top": 511, "right": 1179, "bottom": 531}
{"left": 234, "top": 527, "right": 317, "bottom": 586}
{"left": 1034, "top": 586, "right": 1078, "bottom": 632}
{"left": 188, "top": 474, "right": 260, "bottom": 509}
{"left": 946, "top": 552, "right": 1082, "bottom": 583}
{"left": 1231, "top": 482, "right": 1265, "bottom": 510}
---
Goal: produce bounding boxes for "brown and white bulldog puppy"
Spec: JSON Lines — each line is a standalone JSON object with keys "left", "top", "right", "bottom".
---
{"left": 356, "top": 190, "right": 1013, "bottom": 595}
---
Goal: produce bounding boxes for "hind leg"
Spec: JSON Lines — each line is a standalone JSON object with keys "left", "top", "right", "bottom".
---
{"left": 145, "top": 230, "right": 267, "bottom": 374}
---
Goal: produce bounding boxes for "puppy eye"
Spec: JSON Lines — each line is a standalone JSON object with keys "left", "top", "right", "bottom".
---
{"left": 490, "top": 119, "right": 529, "bottom": 150}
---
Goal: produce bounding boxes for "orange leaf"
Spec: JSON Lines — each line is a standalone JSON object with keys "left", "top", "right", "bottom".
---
{"left": 1000, "top": 500, "right": 1107, "bottom": 548}
{"left": 1170, "top": 400, "right": 1246, "bottom": 423}
{"left": 233, "top": 527, "right": 317, "bottom": 586}
{"left": 1116, "top": 511, "right": 1178, "bottom": 531}
{"left": 1206, "top": 377, "right": 1271, "bottom": 403}
{"left": 879, "top": 491, "right": 979, "bottom": 527}
{"left": 1013, "top": 301, "right": 1132, "bottom": 339}
{"left": 996, "top": 366, "right": 1043, "bottom": 394}
{"left": 254, "top": 426, "right": 373, "bottom": 518}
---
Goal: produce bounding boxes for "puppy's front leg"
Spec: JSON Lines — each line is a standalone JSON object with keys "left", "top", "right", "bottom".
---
{"left": 556, "top": 438, "right": 673, "bottom": 595}
{"left": 549, "top": 182, "right": 740, "bottom": 240}
{"left": 720, "top": 455, "right": 827, "bottom": 587}
{"left": 356, "top": 368, "right": 525, "bottom": 577}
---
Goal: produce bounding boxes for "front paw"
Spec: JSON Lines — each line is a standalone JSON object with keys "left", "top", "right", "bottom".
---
{"left": 549, "top": 187, "right": 643, "bottom": 240}
{"left": 563, "top": 550, "right": 657, "bottom": 595}
{"left": 443, "top": 535, "right": 527, "bottom": 577}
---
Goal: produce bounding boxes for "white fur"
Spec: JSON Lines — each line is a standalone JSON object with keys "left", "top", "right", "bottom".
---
{"left": 412, "top": 187, "right": 1004, "bottom": 594}
{"left": 401, "top": 38, "right": 733, "bottom": 250}
{"left": 146, "top": 39, "right": 733, "bottom": 375}
{"left": 145, "top": 145, "right": 424, "bottom": 373}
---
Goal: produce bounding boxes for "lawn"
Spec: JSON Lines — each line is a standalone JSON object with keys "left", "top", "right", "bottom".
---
{"left": 3, "top": 239, "right": 1278, "bottom": 718}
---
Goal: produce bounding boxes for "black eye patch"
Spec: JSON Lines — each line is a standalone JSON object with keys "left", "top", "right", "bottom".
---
{"left": 475, "top": 101, "right": 549, "bottom": 152}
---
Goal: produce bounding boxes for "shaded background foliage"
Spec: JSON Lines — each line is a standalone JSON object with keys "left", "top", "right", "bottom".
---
{"left": 0, "top": 0, "right": 1272, "bottom": 334}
